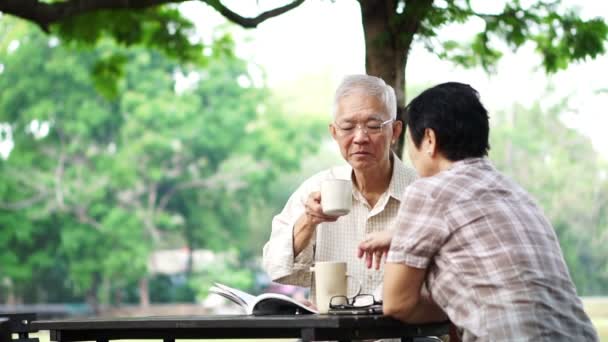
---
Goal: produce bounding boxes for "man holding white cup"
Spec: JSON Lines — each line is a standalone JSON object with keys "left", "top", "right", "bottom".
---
{"left": 262, "top": 75, "right": 417, "bottom": 312}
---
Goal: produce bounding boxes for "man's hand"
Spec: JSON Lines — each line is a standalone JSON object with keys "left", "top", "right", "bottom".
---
{"left": 357, "top": 231, "right": 393, "bottom": 270}
{"left": 293, "top": 191, "right": 341, "bottom": 256}
{"left": 303, "top": 191, "right": 341, "bottom": 225}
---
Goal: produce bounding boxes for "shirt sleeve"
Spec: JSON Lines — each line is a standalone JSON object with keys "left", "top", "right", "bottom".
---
{"left": 386, "top": 181, "right": 448, "bottom": 269}
{"left": 261, "top": 177, "right": 318, "bottom": 287}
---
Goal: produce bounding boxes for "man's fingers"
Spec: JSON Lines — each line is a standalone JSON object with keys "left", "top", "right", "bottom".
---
{"left": 307, "top": 211, "right": 335, "bottom": 220}
{"left": 374, "top": 251, "right": 383, "bottom": 270}
{"left": 305, "top": 197, "right": 341, "bottom": 223}
{"left": 365, "top": 251, "right": 373, "bottom": 269}
{"left": 357, "top": 233, "right": 391, "bottom": 269}
{"left": 321, "top": 213, "right": 339, "bottom": 221}
{"left": 310, "top": 191, "right": 321, "bottom": 202}
{"left": 357, "top": 246, "right": 364, "bottom": 258}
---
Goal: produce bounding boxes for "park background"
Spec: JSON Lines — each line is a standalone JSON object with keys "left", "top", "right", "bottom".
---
{"left": 1, "top": 0, "right": 607, "bottom": 340}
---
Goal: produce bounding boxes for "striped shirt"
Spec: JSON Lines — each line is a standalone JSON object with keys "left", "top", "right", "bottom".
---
{"left": 387, "top": 158, "right": 598, "bottom": 341}
{"left": 262, "top": 154, "right": 417, "bottom": 298}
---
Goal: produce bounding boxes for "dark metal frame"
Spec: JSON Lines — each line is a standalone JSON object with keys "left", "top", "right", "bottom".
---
{"left": 0, "top": 313, "right": 39, "bottom": 342}
{"left": 1, "top": 318, "right": 12, "bottom": 342}
{"left": 31, "top": 314, "right": 449, "bottom": 342}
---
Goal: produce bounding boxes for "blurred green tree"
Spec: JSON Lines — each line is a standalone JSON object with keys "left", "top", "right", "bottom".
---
{"left": 0, "top": 19, "right": 325, "bottom": 308}
{"left": 490, "top": 96, "right": 608, "bottom": 295}
{"left": 0, "top": 1, "right": 606, "bottom": 155}
{"left": 0, "top": 20, "right": 137, "bottom": 310}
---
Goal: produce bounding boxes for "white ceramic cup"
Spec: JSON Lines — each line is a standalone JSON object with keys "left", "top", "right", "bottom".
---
{"left": 320, "top": 179, "right": 352, "bottom": 216}
{"left": 310, "top": 261, "right": 361, "bottom": 314}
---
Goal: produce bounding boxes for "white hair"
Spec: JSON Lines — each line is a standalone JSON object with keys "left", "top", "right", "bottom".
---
{"left": 332, "top": 74, "right": 397, "bottom": 119}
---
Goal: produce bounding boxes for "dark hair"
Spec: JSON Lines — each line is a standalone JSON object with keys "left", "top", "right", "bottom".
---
{"left": 405, "top": 82, "right": 490, "bottom": 161}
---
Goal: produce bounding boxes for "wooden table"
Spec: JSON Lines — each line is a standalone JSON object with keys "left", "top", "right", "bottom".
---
{"left": 32, "top": 314, "right": 449, "bottom": 342}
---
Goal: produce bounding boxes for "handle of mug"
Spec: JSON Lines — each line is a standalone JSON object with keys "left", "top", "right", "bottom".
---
{"left": 346, "top": 274, "right": 362, "bottom": 298}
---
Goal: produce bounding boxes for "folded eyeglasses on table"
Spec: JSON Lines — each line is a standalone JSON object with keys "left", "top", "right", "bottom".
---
{"left": 328, "top": 294, "right": 383, "bottom": 315}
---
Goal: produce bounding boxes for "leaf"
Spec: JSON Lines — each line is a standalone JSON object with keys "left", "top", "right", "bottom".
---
{"left": 91, "top": 52, "right": 128, "bottom": 99}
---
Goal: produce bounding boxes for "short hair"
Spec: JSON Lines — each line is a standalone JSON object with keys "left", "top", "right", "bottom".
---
{"left": 405, "top": 82, "right": 490, "bottom": 161}
{"left": 333, "top": 75, "right": 397, "bottom": 119}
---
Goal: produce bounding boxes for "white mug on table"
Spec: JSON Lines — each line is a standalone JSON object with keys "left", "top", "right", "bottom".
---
{"left": 310, "top": 261, "right": 361, "bottom": 314}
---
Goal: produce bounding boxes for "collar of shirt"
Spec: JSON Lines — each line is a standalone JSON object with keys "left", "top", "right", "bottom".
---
{"left": 446, "top": 157, "right": 494, "bottom": 178}
{"left": 330, "top": 152, "right": 412, "bottom": 204}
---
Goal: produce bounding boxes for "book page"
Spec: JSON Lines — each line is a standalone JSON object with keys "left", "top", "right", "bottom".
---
{"left": 209, "top": 286, "right": 247, "bottom": 308}
{"left": 212, "top": 283, "right": 256, "bottom": 307}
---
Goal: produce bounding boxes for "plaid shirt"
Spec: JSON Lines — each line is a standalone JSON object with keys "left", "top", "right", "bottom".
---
{"left": 387, "top": 158, "right": 597, "bottom": 341}
{"left": 262, "top": 154, "right": 417, "bottom": 298}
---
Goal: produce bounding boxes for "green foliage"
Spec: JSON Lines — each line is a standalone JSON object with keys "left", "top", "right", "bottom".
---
{"left": 148, "top": 274, "right": 197, "bottom": 303}
{"left": 420, "top": 1, "right": 608, "bottom": 73}
{"left": 0, "top": 20, "right": 322, "bottom": 304}
{"left": 3, "top": 0, "right": 604, "bottom": 95}
{"left": 489, "top": 95, "right": 608, "bottom": 295}
{"left": 53, "top": 7, "right": 204, "bottom": 64}
{"left": 91, "top": 52, "right": 128, "bottom": 98}
{"left": 49, "top": 6, "right": 218, "bottom": 99}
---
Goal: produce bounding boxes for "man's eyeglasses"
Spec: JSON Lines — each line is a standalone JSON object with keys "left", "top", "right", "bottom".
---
{"left": 329, "top": 294, "right": 381, "bottom": 310}
{"left": 333, "top": 118, "right": 394, "bottom": 137}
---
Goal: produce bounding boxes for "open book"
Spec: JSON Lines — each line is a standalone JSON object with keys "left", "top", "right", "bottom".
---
{"left": 209, "top": 283, "right": 318, "bottom": 315}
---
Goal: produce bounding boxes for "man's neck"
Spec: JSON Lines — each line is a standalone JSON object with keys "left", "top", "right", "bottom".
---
{"left": 353, "top": 156, "right": 393, "bottom": 197}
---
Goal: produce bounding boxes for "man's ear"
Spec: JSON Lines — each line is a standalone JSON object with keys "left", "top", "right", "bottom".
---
{"left": 329, "top": 123, "right": 337, "bottom": 140}
{"left": 424, "top": 128, "right": 438, "bottom": 157}
{"left": 392, "top": 120, "right": 403, "bottom": 143}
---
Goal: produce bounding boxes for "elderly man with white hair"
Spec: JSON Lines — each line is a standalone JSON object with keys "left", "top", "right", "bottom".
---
{"left": 262, "top": 74, "right": 417, "bottom": 302}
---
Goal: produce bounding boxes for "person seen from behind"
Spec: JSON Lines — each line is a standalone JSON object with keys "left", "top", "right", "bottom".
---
{"left": 358, "top": 82, "right": 598, "bottom": 341}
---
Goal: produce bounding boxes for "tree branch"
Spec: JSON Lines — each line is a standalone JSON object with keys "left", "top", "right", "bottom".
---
{"left": 203, "top": 0, "right": 306, "bottom": 28}
{"left": 54, "top": 140, "right": 67, "bottom": 210}
{"left": 71, "top": 206, "right": 104, "bottom": 230}
{"left": 157, "top": 177, "right": 214, "bottom": 210}
{"left": 0, "top": 0, "right": 306, "bottom": 32}
{"left": 0, "top": 192, "right": 49, "bottom": 210}
{"left": 157, "top": 169, "right": 249, "bottom": 210}
{"left": 0, "top": 0, "right": 185, "bottom": 32}
{"left": 400, "top": 0, "right": 434, "bottom": 49}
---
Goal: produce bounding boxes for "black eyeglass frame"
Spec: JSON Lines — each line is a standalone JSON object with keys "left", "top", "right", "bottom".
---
{"left": 328, "top": 294, "right": 381, "bottom": 310}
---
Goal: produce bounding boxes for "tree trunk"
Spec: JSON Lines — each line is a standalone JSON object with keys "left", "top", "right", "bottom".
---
{"left": 358, "top": 0, "right": 432, "bottom": 157}
{"left": 4, "top": 278, "right": 15, "bottom": 305}
{"left": 185, "top": 224, "right": 194, "bottom": 274}
{"left": 139, "top": 277, "right": 150, "bottom": 308}
{"left": 86, "top": 275, "right": 101, "bottom": 315}
{"left": 114, "top": 287, "right": 123, "bottom": 306}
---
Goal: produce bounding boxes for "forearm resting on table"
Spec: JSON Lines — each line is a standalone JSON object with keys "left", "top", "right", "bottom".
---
{"left": 383, "top": 263, "right": 448, "bottom": 323}
{"left": 389, "top": 294, "right": 447, "bottom": 323}
{"left": 292, "top": 214, "right": 316, "bottom": 256}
